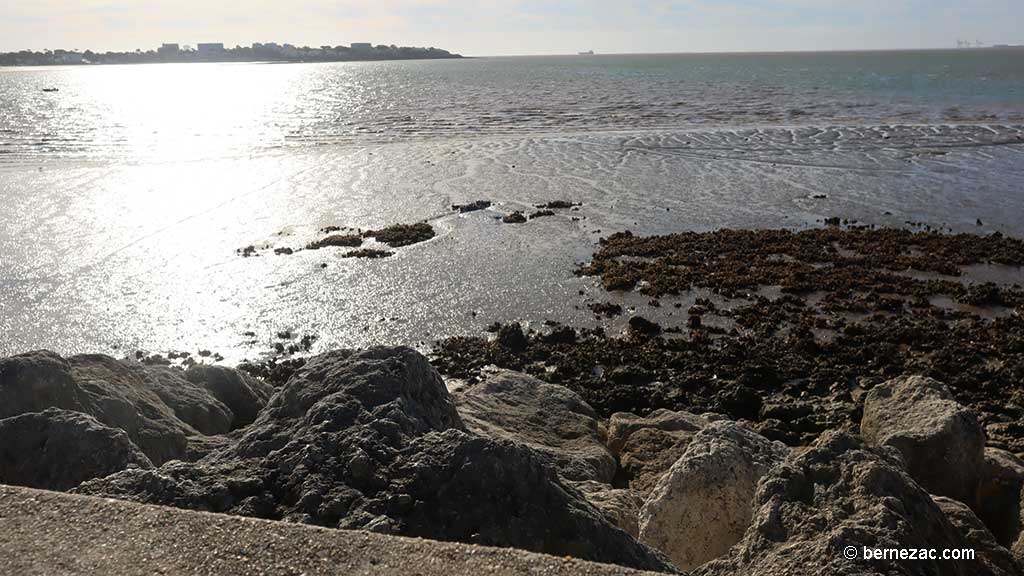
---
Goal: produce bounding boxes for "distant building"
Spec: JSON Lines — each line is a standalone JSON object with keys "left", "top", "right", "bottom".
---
{"left": 157, "top": 43, "right": 180, "bottom": 54}
{"left": 197, "top": 43, "right": 225, "bottom": 54}
{"left": 351, "top": 43, "right": 373, "bottom": 51}
{"left": 54, "top": 50, "right": 85, "bottom": 64}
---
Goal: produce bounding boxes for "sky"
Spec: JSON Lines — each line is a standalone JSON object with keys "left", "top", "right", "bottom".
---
{"left": 2, "top": 0, "right": 1023, "bottom": 56}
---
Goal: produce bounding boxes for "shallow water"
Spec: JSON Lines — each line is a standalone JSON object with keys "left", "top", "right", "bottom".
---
{"left": 1, "top": 54, "right": 1023, "bottom": 361}
{"left": 3, "top": 50, "right": 1024, "bottom": 162}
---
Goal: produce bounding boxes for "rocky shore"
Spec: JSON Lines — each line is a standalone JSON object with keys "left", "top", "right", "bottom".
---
{"left": 434, "top": 226, "right": 1024, "bottom": 451}
{"left": 2, "top": 345, "right": 1024, "bottom": 574}
{"left": 3, "top": 225, "right": 1024, "bottom": 574}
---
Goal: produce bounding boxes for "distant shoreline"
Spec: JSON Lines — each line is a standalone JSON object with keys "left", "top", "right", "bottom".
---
{"left": 0, "top": 44, "right": 462, "bottom": 67}
{"left": 0, "top": 56, "right": 466, "bottom": 69}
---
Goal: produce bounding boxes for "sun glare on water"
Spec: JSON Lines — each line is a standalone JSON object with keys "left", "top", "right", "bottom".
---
{"left": 72, "top": 63, "right": 307, "bottom": 162}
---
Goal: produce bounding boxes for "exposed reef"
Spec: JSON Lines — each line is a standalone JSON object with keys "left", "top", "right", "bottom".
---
{"left": 6, "top": 225, "right": 1024, "bottom": 574}
{"left": 363, "top": 223, "right": 436, "bottom": 247}
{"left": 433, "top": 227, "right": 1024, "bottom": 452}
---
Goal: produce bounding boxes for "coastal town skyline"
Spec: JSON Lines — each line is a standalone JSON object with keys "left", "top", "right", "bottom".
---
{"left": 2, "top": 1, "right": 1023, "bottom": 56}
{"left": 0, "top": 41, "right": 460, "bottom": 66}
{"left": 4, "top": 40, "right": 1024, "bottom": 67}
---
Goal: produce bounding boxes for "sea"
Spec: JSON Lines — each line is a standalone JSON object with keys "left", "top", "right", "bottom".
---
{"left": 1, "top": 50, "right": 1023, "bottom": 360}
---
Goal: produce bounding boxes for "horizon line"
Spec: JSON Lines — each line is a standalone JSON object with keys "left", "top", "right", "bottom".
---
{"left": 478, "top": 44, "right": 1023, "bottom": 58}
{"left": 3, "top": 44, "right": 1022, "bottom": 59}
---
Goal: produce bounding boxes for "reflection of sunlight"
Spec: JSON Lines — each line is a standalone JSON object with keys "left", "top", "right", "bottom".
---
{"left": 77, "top": 63, "right": 310, "bottom": 162}
{"left": 10, "top": 60, "right": 392, "bottom": 162}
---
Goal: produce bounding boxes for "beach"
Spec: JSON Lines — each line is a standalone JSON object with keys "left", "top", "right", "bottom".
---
{"left": 3, "top": 51, "right": 1024, "bottom": 574}
{"left": 3, "top": 122, "right": 1023, "bottom": 361}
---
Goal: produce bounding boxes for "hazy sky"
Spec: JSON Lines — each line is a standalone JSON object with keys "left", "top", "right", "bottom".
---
{"left": 2, "top": 0, "right": 1023, "bottom": 55}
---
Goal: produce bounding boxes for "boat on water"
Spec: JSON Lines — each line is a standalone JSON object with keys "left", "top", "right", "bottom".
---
{"left": 578, "top": 50, "right": 594, "bottom": 55}
{"left": 41, "top": 88, "right": 59, "bottom": 93}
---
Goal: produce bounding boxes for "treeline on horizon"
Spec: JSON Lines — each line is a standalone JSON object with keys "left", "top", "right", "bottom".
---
{"left": 0, "top": 44, "right": 461, "bottom": 66}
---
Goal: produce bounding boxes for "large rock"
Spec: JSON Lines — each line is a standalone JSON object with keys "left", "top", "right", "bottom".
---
{"left": 139, "top": 366, "right": 234, "bottom": 435}
{"left": 76, "top": 347, "right": 674, "bottom": 572}
{"left": 185, "top": 365, "right": 274, "bottom": 429}
{"left": 184, "top": 434, "right": 235, "bottom": 462}
{"left": 978, "top": 448, "right": 1024, "bottom": 548}
{"left": 638, "top": 420, "right": 788, "bottom": 570}
{"left": 698, "top": 432, "right": 1016, "bottom": 576}
{"left": 0, "top": 350, "right": 256, "bottom": 466}
{"left": 933, "top": 496, "right": 1022, "bottom": 576}
{"left": 68, "top": 354, "right": 199, "bottom": 464}
{"left": 570, "top": 480, "right": 645, "bottom": 538}
{"left": 861, "top": 375, "right": 985, "bottom": 505}
{"left": 0, "top": 408, "right": 153, "bottom": 491}
{"left": 454, "top": 371, "right": 615, "bottom": 483}
{"left": 0, "top": 351, "right": 84, "bottom": 418}
{"left": 607, "top": 409, "right": 714, "bottom": 495}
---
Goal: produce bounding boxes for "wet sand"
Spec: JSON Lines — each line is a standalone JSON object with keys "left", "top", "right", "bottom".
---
{"left": 2, "top": 125, "right": 1024, "bottom": 361}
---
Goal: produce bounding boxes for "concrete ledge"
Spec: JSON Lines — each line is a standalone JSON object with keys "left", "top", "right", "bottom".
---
{"left": 0, "top": 484, "right": 659, "bottom": 576}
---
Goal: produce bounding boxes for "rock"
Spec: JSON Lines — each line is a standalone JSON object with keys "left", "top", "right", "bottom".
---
{"left": 342, "top": 248, "right": 394, "bottom": 259}
{"left": 68, "top": 354, "right": 197, "bottom": 465}
{"left": 977, "top": 448, "right": 1024, "bottom": 547}
{"left": 0, "top": 351, "right": 84, "bottom": 419}
{"left": 381, "top": 430, "right": 672, "bottom": 570}
{"left": 536, "top": 200, "right": 580, "bottom": 209}
{"left": 0, "top": 408, "right": 152, "bottom": 491}
{"left": 185, "top": 365, "right": 274, "bottom": 429}
{"left": 0, "top": 350, "right": 275, "bottom": 466}
{"left": 756, "top": 400, "right": 817, "bottom": 444}
{"left": 140, "top": 366, "right": 234, "bottom": 435}
{"left": 364, "top": 223, "right": 435, "bottom": 247}
{"left": 496, "top": 323, "right": 528, "bottom": 352}
{"left": 589, "top": 302, "right": 623, "bottom": 318}
{"left": 698, "top": 432, "right": 1011, "bottom": 576}
{"left": 639, "top": 421, "right": 788, "bottom": 570}
{"left": 607, "top": 366, "right": 653, "bottom": 386}
{"left": 933, "top": 496, "right": 1022, "bottom": 576}
{"left": 569, "top": 480, "right": 644, "bottom": 538}
{"left": 628, "top": 316, "right": 661, "bottom": 337}
{"left": 1015, "top": 510, "right": 1024, "bottom": 559}
{"left": 455, "top": 371, "right": 615, "bottom": 483}
{"left": 607, "top": 409, "right": 711, "bottom": 454}
{"left": 861, "top": 375, "right": 985, "bottom": 505}
{"left": 712, "top": 382, "right": 762, "bottom": 421}
{"left": 307, "top": 234, "right": 362, "bottom": 249}
{"left": 76, "top": 347, "right": 673, "bottom": 572}
{"left": 540, "top": 325, "right": 577, "bottom": 345}
{"left": 184, "top": 434, "right": 235, "bottom": 462}
{"left": 607, "top": 409, "right": 713, "bottom": 494}
{"left": 452, "top": 200, "right": 491, "bottom": 213}
{"left": 502, "top": 211, "right": 527, "bottom": 224}
{"left": 1, "top": 351, "right": 202, "bottom": 465}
